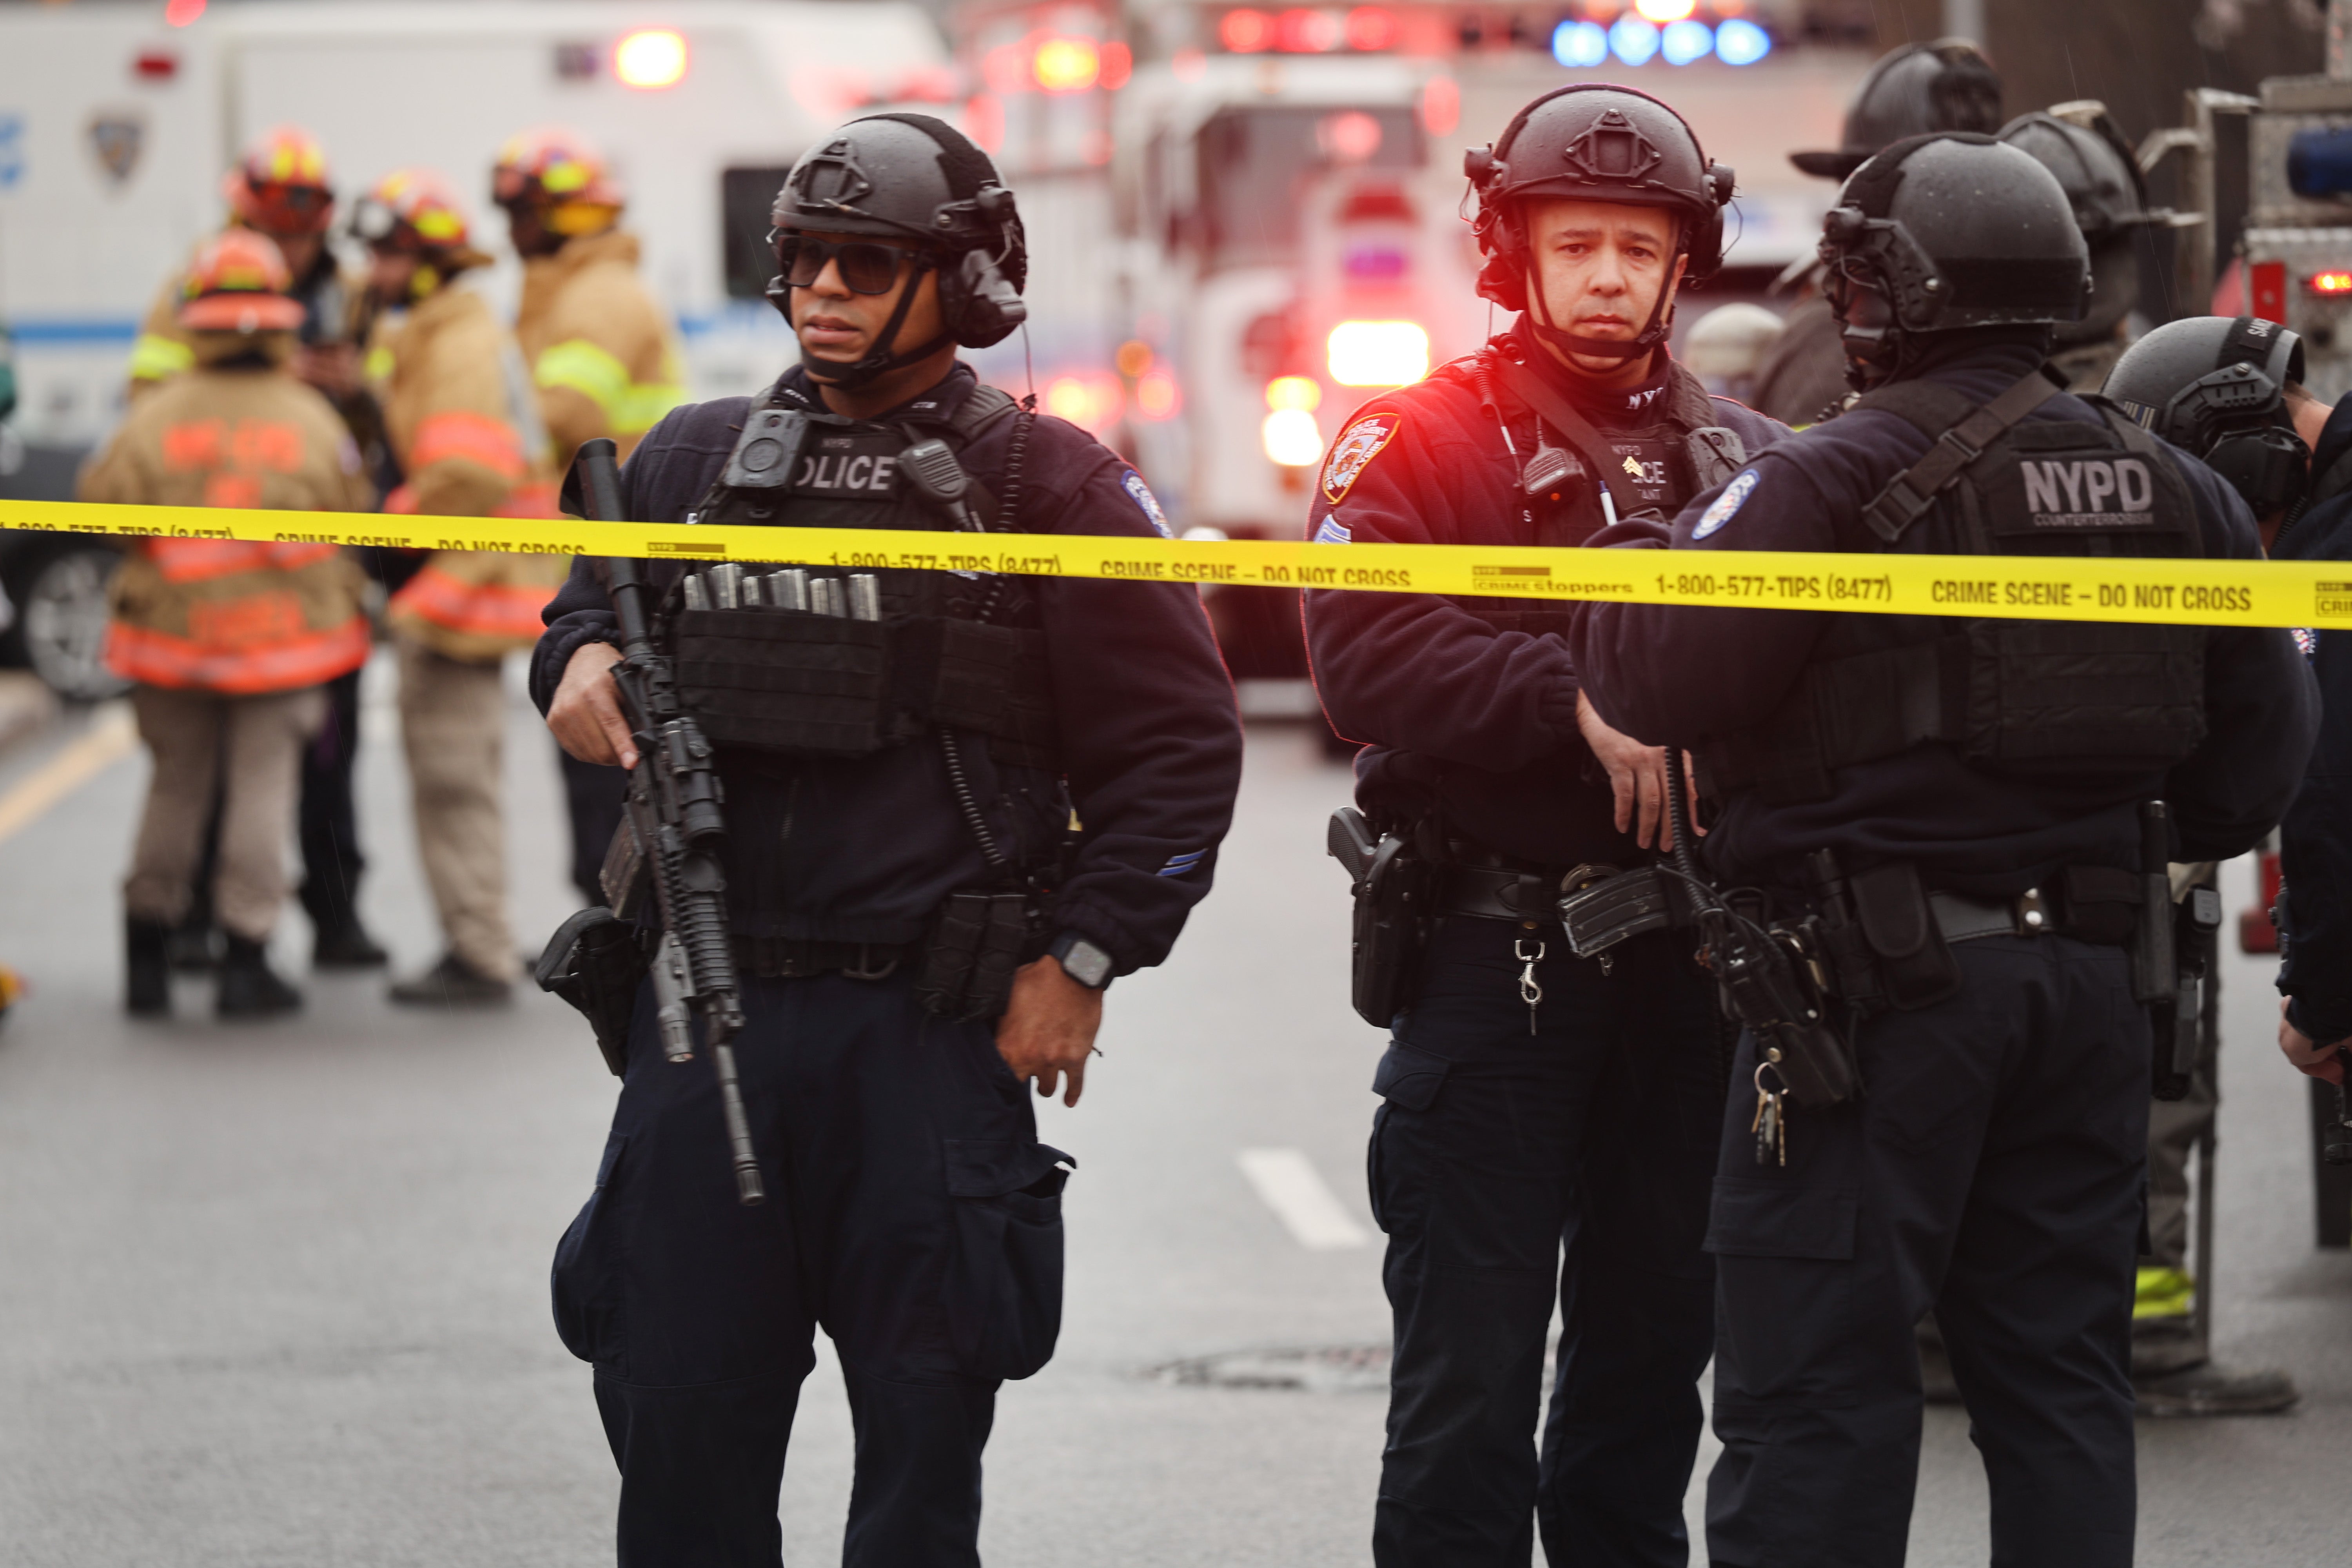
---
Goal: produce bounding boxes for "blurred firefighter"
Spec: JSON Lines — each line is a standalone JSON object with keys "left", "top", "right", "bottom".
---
{"left": 124, "top": 124, "right": 390, "bottom": 973}
{"left": 1751, "top": 40, "right": 2004, "bottom": 426}
{"left": 84, "top": 231, "right": 372, "bottom": 1018}
{"left": 353, "top": 170, "right": 568, "bottom": 1007}
{"left": 1999, "top": 103, "right": 2198, "bottom": 391}
{"left": 492, "top": 126, "right": 686, "bottom": 908}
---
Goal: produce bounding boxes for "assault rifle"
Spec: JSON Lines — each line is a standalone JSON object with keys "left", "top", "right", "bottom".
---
{"left": 568, "top": 437, "right": 765, "bottom": 1205}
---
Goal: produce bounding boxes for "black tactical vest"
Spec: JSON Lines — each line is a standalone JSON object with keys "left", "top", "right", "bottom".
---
{"left": 662, "top": 381, "right": 1062, "bottom": 771}
{"left": 1698, "top": 368, "right": 2211, "bottom": 805}
{"left": 1454, "top": 347, "right": 1751, "bottom": 643}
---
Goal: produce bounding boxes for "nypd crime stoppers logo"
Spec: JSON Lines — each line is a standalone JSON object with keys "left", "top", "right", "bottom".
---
{"left": 1122, "top": 471, "right": 1173, "bottom": 537}
{"left": 1321, "top": 413, "right": 1401, "bottom": 504}
{"left": 1691, "top": 468, "right": 1759, "bottom": 541}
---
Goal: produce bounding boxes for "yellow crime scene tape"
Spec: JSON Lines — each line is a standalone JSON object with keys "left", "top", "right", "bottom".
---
{"left": 5, "top": 496, "right": 2349, "bottom": 630}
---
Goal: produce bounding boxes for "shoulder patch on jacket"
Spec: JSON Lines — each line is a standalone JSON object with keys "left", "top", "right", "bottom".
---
{"left": 1691, "top": 468, "right": 1760, "bottom": 541}
{"left": 1122, "top": 470, "right": 1173, "bottom": 536}
{"left": 1322, "top": 413, "right": 1402, "bottom": 504}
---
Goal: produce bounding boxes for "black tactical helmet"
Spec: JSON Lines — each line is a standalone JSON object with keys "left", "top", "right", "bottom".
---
{"left": 1820, "top": 133, "right": 2087, "bottom": 384}
{"left": 2105, "top": 315, "right": 2310, "bottom": 516}
{"left": 1793, "top": 40, "right": 2004, "bottom": 181}
{"left": 1465, "top": 84, "right": 1735, "bottom": 360}
{"left": 769, "top": 114, "right": 1027, "bottom": 386}
{"left": 1998, "top": 107, "right": 2178, "bottom": 346}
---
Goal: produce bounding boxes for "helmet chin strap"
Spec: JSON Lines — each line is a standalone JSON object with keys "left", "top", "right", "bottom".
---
{"left": 1520, "top": 255, "right": 1677, "bottom": 364}
{"left": 782, "top": 254, "right": 956, "bottom": 393}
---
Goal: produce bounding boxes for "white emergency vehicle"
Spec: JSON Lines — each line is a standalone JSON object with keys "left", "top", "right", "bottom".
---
{"left": 0, "top": 0, "right": 951, "bottom": 695}
{"left": 0, "top": 0, "right": 955, "bottom": 464}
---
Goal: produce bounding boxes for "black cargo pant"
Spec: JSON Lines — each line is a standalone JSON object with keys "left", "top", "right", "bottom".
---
{"left": 553, "top": 969, "right": 1071, "bottom": 1568}
{"left": 1704, "top": 935, "right": 2148, "bottom": 1568}
{"left": 1370, "top": 918, "right": 1722, "bottom": 1568}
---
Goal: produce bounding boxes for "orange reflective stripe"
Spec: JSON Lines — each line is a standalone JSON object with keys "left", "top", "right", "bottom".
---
{"left": 106, "top": 615, "right": 369, "bottom": 694}
{"left": 409, "top": 410, "right": 526, "bottom": 478}
{"left": 186, "top": 591, "right": 307, "bottom": 650}
{"left": 162, "top": 420, "right": 225, "bottom": 470}
{"left": 145, "top": 537, "right": 341, "bottom": 581}
{"left": 493, "top": 481, "right": 563, "bottom": 519}
{"left": 204, "top": 473, "right": 263, "bottom": 510}
{"left": 387, "top": 562, "right": 557, "bottom": 642}
{"left": 162, "top": 417, "right": 307, "bottom": 474}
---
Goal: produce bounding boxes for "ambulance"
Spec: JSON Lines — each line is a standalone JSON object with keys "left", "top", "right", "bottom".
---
{"left": 0, "top": 0, "right": 950, "bottom": 694}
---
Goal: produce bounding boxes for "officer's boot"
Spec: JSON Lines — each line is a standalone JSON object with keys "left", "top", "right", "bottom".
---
{"left": 125, "top": 916, "right": 172, "bottom": 1018}
{"left": 216, "top": 934, "right": 303, "bottom": 1020}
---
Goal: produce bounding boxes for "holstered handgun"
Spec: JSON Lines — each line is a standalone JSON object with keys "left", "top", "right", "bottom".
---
{"left": 534, "top": 907, "right": 652, "bottom": 1078}
{"left": 1330, "top": 807, "right": 1431, "bottom": 1029}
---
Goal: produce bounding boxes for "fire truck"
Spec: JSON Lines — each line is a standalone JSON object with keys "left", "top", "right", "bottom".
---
{"left": 953, "top": 0, "right": 1869, "bottom": 693}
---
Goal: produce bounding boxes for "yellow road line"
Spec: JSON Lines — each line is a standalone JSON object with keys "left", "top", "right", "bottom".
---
{"left": 0, "top": 704, "right": 137, "bottom": 847}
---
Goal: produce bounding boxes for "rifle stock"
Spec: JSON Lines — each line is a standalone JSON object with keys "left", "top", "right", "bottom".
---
{"left": 572, "top": 437, "right": 765, "bottom": 1205}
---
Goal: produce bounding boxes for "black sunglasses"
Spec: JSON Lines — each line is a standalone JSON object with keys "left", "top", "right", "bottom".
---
{"left": 773, "top": 234, "right": 915, "bottom": 295}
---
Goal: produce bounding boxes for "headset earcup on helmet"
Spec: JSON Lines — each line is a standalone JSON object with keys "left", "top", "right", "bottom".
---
{"left": 942, "top": 247, "right": 1028, "bottom": 348}
{"left": 1475, "top": 247, "right": 1526, "bottom": 312}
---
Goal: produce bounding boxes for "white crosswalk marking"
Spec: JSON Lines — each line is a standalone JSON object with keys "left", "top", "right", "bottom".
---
{"left": 1237, "top": 1147, "right": 1371, "bottom": 1250}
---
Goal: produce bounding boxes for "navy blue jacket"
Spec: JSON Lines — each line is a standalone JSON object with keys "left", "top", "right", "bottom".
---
{"left": 1303, "top": 336, "right": 1786, "bottom": 866}
{"left": 2276, "top": 399, "right": 2352, "bottom": 1042}
{"left": 1567, "top": 338, "right": 2319, "bottom": 897}
{"left": 531, "top": 363, "right": 1243, "bottom": 977}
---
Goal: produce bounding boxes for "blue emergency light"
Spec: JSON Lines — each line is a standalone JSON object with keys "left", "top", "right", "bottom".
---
{"left": 1552, "top": 15, "right": 1773, "bottom": 70}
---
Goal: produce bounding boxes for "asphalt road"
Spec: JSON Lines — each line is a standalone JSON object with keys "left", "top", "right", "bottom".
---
{"left": 0, "top": 658, "right": 2345, "bottom": 1565}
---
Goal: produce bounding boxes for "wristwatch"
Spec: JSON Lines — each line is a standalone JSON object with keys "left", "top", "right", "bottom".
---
{"left": 1048, "top": 931, "right": 1114, "bottom": 990}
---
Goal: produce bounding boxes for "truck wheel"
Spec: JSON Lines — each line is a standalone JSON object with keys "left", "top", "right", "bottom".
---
{"left": 9, "top": 543, "right": 127, "bottom": 704}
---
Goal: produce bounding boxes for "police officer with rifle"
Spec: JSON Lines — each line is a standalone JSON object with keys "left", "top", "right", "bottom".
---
{"left": 1568, "top": 135, "right": 2317, "bottom": 1566}
{"left": 1307, "top": 85, "right": 1784, "bottom": 1566}
{"left": 532, "top": 114, "right": 1242, "bottom": 1565}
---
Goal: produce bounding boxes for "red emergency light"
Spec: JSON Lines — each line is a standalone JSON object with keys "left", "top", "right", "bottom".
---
{"left": 2308, "top": 269, "right": 2352, "bottom": 296}
{"left": 1218, "top": 7, "right": 1399, "bottom": 54}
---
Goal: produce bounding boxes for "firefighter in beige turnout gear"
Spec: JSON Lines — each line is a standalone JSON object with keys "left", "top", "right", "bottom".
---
{"left": 124, "top": 123, "right": 390, "bottom": 973}
{"left": 85, "top": 231, "right": 372, "bottom": 1019}
{"left": 492, "top": 126, "right": 687, "bottom": 905}
{"left": 354, "top": 169, "right": 568, "bottom": 1006}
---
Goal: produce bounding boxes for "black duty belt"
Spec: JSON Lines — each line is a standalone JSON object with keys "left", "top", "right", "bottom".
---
{"left": 1441, "top": 863, "right": 1561, "bottom": 922}
{"left": 731, "top": 935, "right": 911, "bottom": 980}
{"left": 1441, "top": 857, "right": 1631, "bottom": 924}
{"left": 1927, "top": 865, "right": 2140, "bottom": 947}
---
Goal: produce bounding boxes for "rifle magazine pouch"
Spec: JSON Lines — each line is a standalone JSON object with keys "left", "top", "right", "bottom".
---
{"left": 535, "top": 907, "right": 653, "bottom": 1078}
{"left": 672, "top": 608, "right": 896, "bottom": 756}
{"left": 1558, "top": 867, "right": 1671, "bottom": 958}
{"left": 1849, "top": 862, "right": 1962, "bottom": 1011}
{"left": 896, "top": 617, "right": 1063, "bottom": 771}
{"left": 916, "top": 892, "right": 1033, "bottom": 1022}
